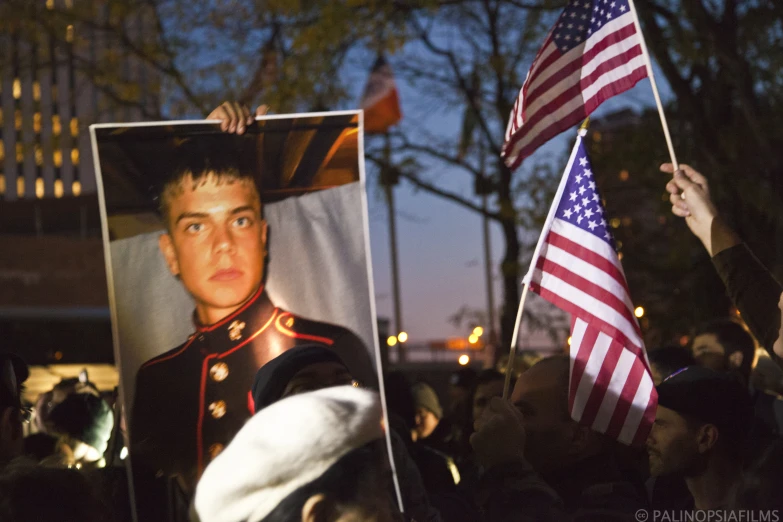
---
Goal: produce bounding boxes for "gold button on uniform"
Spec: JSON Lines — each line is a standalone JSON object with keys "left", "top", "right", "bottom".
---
{"left": 208, "top": 443, "right": 224, "bottom": 460}
{"left": 208, "top": 400, "right": 226, "bottom": 419}
{"left": 209, "top": 362, "right": 229, "bottom": 382}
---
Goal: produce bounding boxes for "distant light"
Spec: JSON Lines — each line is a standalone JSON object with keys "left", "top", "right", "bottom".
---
{"left": 72, "top": 180, "right": 82, "bottom": 196}
{"left": 54, "top": 179, "right": 64, "bottom": 198}
{"left": 634, "top": 306, "right": 645, "bottom": 318}
{"left": 66, "top": 25, "right": 74, "bottom": 43}
{"left": 386, "top": 336, "right": 398, "bottom": 347}
{"left": 619, "top": 169, "right": 629, "bottom": 181}
{"left": 54, "top": 351, "right": 63, "bottom": 361}
{"left": 12, "top": 79, "right": 20, "bottom": 100}
{"left": 567, "top": 336, "right": 572, "bottom": 346}
{"left": 398, "top": 332, "right": 408, "bottom": 343}
{"left": 120, "top": 447, "right": 128, "bottom": 460}
{"left": 35, "top": 178, "right": 44, "bottom": 198}
{"left": 458, "top": 355, "right": 470, "bottom": 366}
{"left": 468, "top": 334, "right": 478, "bottom": 344}
{"left": 472, "top": 326, "right": 484, "bottom": 337}
{"left": 679, "top": 335, "right": 689, "bottom": 346}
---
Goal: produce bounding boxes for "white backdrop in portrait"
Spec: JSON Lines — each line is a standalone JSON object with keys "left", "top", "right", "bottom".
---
{"left": 110, "top": 182, "right": 375, "bottom": 407}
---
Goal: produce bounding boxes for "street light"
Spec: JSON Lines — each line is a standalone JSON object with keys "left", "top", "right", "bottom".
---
{"left": 387, "top": 336, "right": 398, "bottom": 347}
{"left": 458, "top": 354, "right": 470, "bottom": 366}
{"left": 472, "top": 326, "right": 484, "bottom": 337}
{"left": 398, "top": 332, "right": 408, "bottom": 343}
{"left": 634, "top": 306, "right": 645, "bottom": 318}
{"left": 468, "top": 334, "right": 478, "bottom": 344}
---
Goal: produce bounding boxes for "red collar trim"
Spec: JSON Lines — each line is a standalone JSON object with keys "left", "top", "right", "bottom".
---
{"left": 195, "top": 285, "right": 265, "bottom": 333}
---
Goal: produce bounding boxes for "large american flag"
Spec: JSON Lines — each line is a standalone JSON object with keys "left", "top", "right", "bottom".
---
{"left": 502, "top": 0, "right": 647, "bottom": 170}
{"left": 524, "top": 131, "right": 657, "bottom": 445}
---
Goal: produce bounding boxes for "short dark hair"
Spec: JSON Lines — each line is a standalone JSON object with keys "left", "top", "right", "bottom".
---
{"left": 258, "top": 442, "right": 390, "bottom": 522}
{"left": 648, "top": 345, "right": 695, "bottom": 381}
{"left": 157, "top": 135, "right": 261, "bottom": 225}
{"left": 693, "top": 319, "right": 756, "bottom": 380}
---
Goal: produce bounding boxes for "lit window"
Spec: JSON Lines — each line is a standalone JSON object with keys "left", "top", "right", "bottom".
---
{"left": 70, "top": 117, "right": 78, "bottom": 137}
{"left": 35, "top": 177, "right": 44, "bottom": 198}
{"left": 15, "top": 143, "right": 23, "bottom": 163}
{"left": 71, "top": 148, "right": 79, "bottom": 165}
{"left": 53, "top": 115, "right": 62, "bottom": 136}
{"left": 12, "top": 79, "right": 21, "bottom": 99}
{"left": 46, "top": 0, "right": 54, "bottom": 9}
{"left": 72, "top": 180, "right": 82, "bottom": 196}
{"left": 14, "top": 110, "right": 21, "bottom": 131}
{"left": 54, "top": 179, "right": 64, "bottom": 198}
{"left": 35, "top": 145, "right": 43, "bottom": 166}
{"left": 54, "top": 150, "right": 62, "bottom": 167}
{"left": 0, "top": 107, "right": 3, "bottom": 125}
{"left": 0, "top": 176, "right": 5, "bottom": 194}
{"left": 66, "top": 25, "right": 74, "bottom": 43}
{"left": 33, "top": 113, "right": 42, "bottom": 133}
{"left": 16, "top": 177, "right": 25, "bottom": 197}
{"left": 0, "top": 139, "right": 4, "bottom": 162}
{"left": 33, "top": 82, "right": 41, "bottom": 101}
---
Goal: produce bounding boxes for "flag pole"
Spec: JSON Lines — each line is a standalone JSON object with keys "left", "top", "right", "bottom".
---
{"left": 502, "top": 119, "right": 591, "bottom": 399}
{"left": 502, "top": 283, "right": 530, "bottom": 399}
{"left": 627, "top": 0, "right": 679, "bottom": 171}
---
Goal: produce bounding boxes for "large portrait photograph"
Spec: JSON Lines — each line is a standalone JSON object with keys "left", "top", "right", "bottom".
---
{"left": 90, "top": 112, "right": 383, "bottom": 516}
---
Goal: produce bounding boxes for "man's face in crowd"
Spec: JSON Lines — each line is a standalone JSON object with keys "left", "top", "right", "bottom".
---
{"left": 646, "top": 405, "right": 704, "bottom": 477}
{"left": 473, "top": 379, "right": 504, "bottom": 423}
{"left": 413, "top": 408, "right": 440, "bottom": 440}
{"left": 510, "top": 360, "right": 577, "bottom": 475}
{"left": 691, "top": 333, "right": 728, "bottom": 372}
{"left": 159, "top": 173, "right": 267, "bottom": 325}
{"left": 774, "top": 292, "right": 783, "bottom": 358}
{"left": 281, "top": 362, "right": 355, "bottom": 399}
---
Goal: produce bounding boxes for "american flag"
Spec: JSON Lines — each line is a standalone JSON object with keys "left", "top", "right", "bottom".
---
{"left": 524, "top": 131, "right": 657, "bottom": 445}
{"left": 502, "top": 0, "right": 647, "bottom": 170}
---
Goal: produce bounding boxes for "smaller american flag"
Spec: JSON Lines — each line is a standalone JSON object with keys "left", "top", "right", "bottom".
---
{"left": 502, "top": 0, "right": 648, "bottom": 170}
{"left": 524, "top": 129, "right": 656, "bottom": 445}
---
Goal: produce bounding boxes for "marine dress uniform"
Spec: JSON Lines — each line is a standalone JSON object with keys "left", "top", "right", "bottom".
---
{"left": 129, "top": 284, "right": 375, "bottom": 491}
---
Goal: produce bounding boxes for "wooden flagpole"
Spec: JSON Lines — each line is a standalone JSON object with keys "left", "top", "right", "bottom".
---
{"left": 502, "top": 284, "right": 530, "bottom": 399}
{"left": 627, "top": 0, "right": 679, "bottom": 171}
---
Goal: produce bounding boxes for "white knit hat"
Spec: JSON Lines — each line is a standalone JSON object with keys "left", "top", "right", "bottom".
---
{"left": 193, "top": 385, "right": 384, "bottom": 522}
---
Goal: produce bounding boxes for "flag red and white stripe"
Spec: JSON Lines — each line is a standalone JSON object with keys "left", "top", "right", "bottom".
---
{"left": 524, "top": 130, "right": 657, "bottom": 445}
{"left": 360, "top": 56, "right": 402, "bottom": 134}
{"left": 502, "top": 0, "right": 648, "bottom": 170}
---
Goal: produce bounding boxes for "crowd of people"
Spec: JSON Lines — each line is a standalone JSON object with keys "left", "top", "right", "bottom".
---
{"left": 0, "top": 106, "right": 782, "bottom": 522}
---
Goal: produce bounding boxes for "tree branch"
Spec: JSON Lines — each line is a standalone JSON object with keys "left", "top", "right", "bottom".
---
{"left": 365, "top": 153, "right": 502, "bottom": 221}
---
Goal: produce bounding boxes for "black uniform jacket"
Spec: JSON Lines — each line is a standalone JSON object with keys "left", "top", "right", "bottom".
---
{"left": 129, "top": 285, "right": 375, "bottom": 490}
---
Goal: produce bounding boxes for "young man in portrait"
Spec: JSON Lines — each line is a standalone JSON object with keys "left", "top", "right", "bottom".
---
{"left": 129, "top": 105, "right": 375, "bottom": 492}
